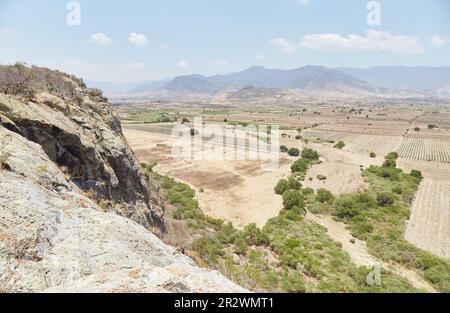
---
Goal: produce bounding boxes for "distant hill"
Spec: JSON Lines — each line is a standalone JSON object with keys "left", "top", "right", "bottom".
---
{"left": 157, "top": 66, "right": 376, "bottom": 95}
{"left": 103, "top": 66, "right": 450, "bottom": 99}
{"left": 336, "top": 66, "right": 450, "bottom": 91}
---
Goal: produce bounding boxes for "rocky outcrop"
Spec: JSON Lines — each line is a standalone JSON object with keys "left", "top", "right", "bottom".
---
{"left": 0, "top": 66, "right": 245, "bottom": 293}
{"left": 0, "top": 66, "right": 163, "bottom": 233}
{"left": 0, "top": 127, "right": 244, "bottom": 292}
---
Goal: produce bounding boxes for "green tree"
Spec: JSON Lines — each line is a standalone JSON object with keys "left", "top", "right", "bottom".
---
{"left": 301, "top": 148, "right": 320, "bottom": 160}
{"left": 288, "top": 148, "right": 300, "bottom": 157}
{"left": 275, "top": 179, "right": 289, "bottom": 195}
{"left": 316, "top": 188, "right": 334, "bottom": 204}
{"left": 283, "top": 190, "right": 303, "bottom": 210}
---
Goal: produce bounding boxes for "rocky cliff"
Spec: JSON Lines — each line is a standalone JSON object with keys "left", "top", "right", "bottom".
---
{"left": 0, "top": 65, "right": 244, "bottom": 292}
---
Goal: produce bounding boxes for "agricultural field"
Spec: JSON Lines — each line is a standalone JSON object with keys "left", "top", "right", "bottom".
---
{"left": 405, "top": 179, "right": 450, "bottom": 259}
{"left": 120, "top": 102, "right": 450, "bottom": 292}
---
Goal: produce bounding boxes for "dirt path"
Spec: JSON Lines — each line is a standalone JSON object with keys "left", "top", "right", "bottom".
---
{"left": 307, "top": 213, "right": 437, "bottom": 293}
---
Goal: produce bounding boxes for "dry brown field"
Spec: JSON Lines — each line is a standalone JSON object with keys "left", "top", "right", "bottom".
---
{"left": 121, "top": 103, "right": 450, "bottom": 261}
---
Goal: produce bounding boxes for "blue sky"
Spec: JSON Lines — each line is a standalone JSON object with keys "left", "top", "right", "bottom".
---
{"left": 0, "top": 0, "right": 449, "bottom": 82}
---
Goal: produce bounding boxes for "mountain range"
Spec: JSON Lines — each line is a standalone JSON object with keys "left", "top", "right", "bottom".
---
{"left": 87, "top": 66, "right": 450, "bottom": 99}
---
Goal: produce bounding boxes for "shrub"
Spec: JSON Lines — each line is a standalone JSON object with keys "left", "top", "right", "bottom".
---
{"left": 316, "top": 175, "right": 327, "bottom": 181}
{"left": 376, "top": 192, "right": 395, "bottom": 207}
{"left": 301, "top": 148, "right": 320, "bottom": 160}
{"left": 243, "top": 224, "right": 270, "bottom": 246}
{"left": 334, "top": 141, "right": 346, "bottom": 149}
{"left": 141, "top": 162, "right": 157, "bottom": 173}
{"left": 316, "top": 189, "right": 334, "bottom": 204}
{"left": 410, "top": 170, "right": 423, "bottom": 180}
{"left": 192, "top": 237, "right": 224, "bottom": 264}
{"left": 414, "top": 127, "right": 420, "bottom": 132}
{"left": 428, "top": 124, "right": 437, "bottom": 129}
{"left": 280, "top": 145, "right": 288, "bottom": 153}
{"left": 386, "top": 152, "right": 399, "bottom": 160}
{"left": 383, "top": 158, "right": 397, "bottom": 168}
{"left": 302, "top": 187, "right": 315, "bottom": 195}
{"left": 282, "top": 190, "right": 303, "bottom": 210}
{"left": 369, "top": 152, "right": 376, "bottom": 158}
{"left": 376, "top": 167, "right": 399, "bottom": 180}
{"left": 288, "top": 176, "right": 302, "bottom": 190}
{"left": 288, "top": 148, "right": 300, "bottom": 157}
{"left": 275, "top": 179, "right": 289, "bottom": 195}
{"left": 291, "top": 158, "right": 310, "bottom": 173}
{"left": 295, "top": 135, "right": 302, "bottom": 140}
{"left": 181, "top": 117, "right": 190, "bottom": 124}
{"left": 334, "top": 196, "right": 360, "bottom": 219}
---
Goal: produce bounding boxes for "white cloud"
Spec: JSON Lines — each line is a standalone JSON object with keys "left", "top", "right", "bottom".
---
{"left": 431, "top": 35, "right": 448, "bottom": 47}
{"left": 177, "top": 60, "right": 190, "bottom": 68}
{"left": 209, "top": 59, "right": 228, "bottom": 65}
{"left": 128, "top": 33, "right": 149, "bottom": 47}
{"left": 88, "top": 33, "right": 112, "bottom": 45}
{"left": 253, "top": 54, "right": 265, "bottom": 60}
{"left": 270, "top": 38, "right": 298, "bottom": 53}
{"left": 1, "top": 28, "right": 17, "bottom": 36}
{"left": 300, "top": 30, "right": 424, "bottom": 55}
{"left": 159, "top": 44, "right": 168, "bottom": 51}
{"left": 122, "top": 62, "right": 145, "bottom": 70}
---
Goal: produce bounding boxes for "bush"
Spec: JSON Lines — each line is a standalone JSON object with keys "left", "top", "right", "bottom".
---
{"left": 376, "top": 192, "right": 395, "bottom": 207}
{"left": 280, "top": 145, "right": 288, "bottom": 153}
{"left": 301, "top": 148, "right": 320, "bottom": 160}
{"left": 383, "top": 158, "right": 397, "bottom": 168}
{"left": 410, "top": 170, "right": 423, "bottom": 180}
{"left": 334, "top": 196, "right": 360, "bottom": 219}
{"left": 316, "top": 189, "right": 334, "bottom": 204}
{"left": 334, "top": 141, "right": 346, "bottom": 149}
{"left": 376, "top": 167, "right": 399, "bottom": 180}
{"left": 288, "top": 177, "right": 302, "bottom": 190}
{"left": 283, "top": 190, "right": 304, "bottom": 210}
{"left": 181, "top": 117, "right": 190, "bottom": 124}
{"left": 295, "top": 135, "right": 302, "bottom": 140}
{"left": 275, "top": 179, "right": 289, "bottom": 195}
{"left": 291, "top": 158, "right": 310, "bottom": 173}
{"left": 316, "top": 175, "right": 327, "bottom": 181}
{"left": 428, "top": 124, "right": 437, "bottom": 129}
{"left": 288, "top": 148, "right": 300, "bottom": 157}
{"left": 369, "top": 152, "right": 376, "bottom": 158}
{"left": 302, "top": 187, "right": 315, "bottom": 195}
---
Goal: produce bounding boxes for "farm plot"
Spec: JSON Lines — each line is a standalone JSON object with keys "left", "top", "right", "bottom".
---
{"left": 397, "top": 138, "right": 450, "bottom": 163}
{"left": 302, "top": 130, "right": 348, "bottom": 142}
{"left": 303, "top": 162, "right": 368, "bottom": 195}
{"left": 343, "top": 135, "right": 403, "bottom": 157}
{"left": 405, "top": 179, "right": 450, "bottom": 259}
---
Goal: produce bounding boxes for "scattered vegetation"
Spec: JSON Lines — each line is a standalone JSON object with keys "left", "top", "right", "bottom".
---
{"left": 330, "top": 153, "right": 450, "bottom": 292}
{"left": 334, "top": 141, "right": 346, "bottom": 149}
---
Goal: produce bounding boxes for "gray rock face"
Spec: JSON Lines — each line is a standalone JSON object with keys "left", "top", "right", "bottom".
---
{"left": 0, "top": 71, "right": 164, "bottom": 233}
{"left": 0, "top": 110, "right": 244, "bottom": 293}
{"left": 0, "top": 67, "right": 245, "bottom": 293}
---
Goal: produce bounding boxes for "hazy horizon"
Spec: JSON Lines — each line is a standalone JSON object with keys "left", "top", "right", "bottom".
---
{"left": 1, "top": 0, "right": 449, "bottom": 83}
